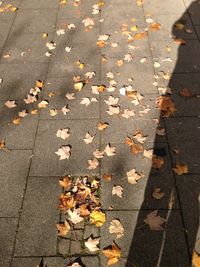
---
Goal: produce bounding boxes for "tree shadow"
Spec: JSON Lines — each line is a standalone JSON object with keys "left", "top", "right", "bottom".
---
{"left": 126, "top": 1, "right": 200, "bottom": 266}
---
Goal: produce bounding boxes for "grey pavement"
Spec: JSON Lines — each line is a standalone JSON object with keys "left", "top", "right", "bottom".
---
{"left": 0, "top": 0, "right": 200, "bottom": 266}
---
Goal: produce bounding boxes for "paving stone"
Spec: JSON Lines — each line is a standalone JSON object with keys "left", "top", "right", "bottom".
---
{"left": 58, "top": 238, "right": 70, "bottom": 256}
{"left": 184, "top": 0, "right": 200, "bottom": 26}
{"left": 99, "top": 117, "right": 166, "bottom": 144}
{"left": 1, "top": 32, "right": 54, "bottom": 63}
{"left": 0, "top": 218, "right": 18, "bottom": 267}
{"left": 58, "top": 0, "right": 98, "bottom": 20}
{"left": 151, "top": 39, "right": 200, "bottom": 74}
{"left": 10, "top": 9, "right": 58, "bottom": 34}
{"left": 0, "top": 19, "right": 13, "bottom": 47}
{"left": 143, "top": 0, "right": 186, "bottom": 15}
{"left": 176, "top": 175, "right": 200, "bottom": 256}
{"left": 165, "top": 117, "right": 200, "bottom": 173}
{"left": 100, "top": 59, "right": 156, "bottom": 95}
{"left": 101, "top": 94, "right": 160, "bottom": 121}
{"left": 0, "top": 63, "right": 48, "bottom": 100}
{"left": 30, "top": 119, "right": 100, "bottom": 176}
{"left": 101, "top": 143, "right": 179, "bottom": 210}
{"left": 100, "top": 210, "right": 190, "bottom": 266}
{"left": 20, "top": 0, "right": 59, "bottom": 9}
{"left": 70, "top": 240, "right": 82, "bottom": 255}
{"left": 12, "top": 257, "right": 68, "bottom": 267}
{"left": 147, "top": 13, "right": 197, "bottom": 41}
{"left": 0, "top": 107, "right": 38, "bottom": 149}
{"left": 84, "top": 224, "right": 100, "bottom": 239}
{"left": 14, "top": 177, "right": 60, "bottom": 256}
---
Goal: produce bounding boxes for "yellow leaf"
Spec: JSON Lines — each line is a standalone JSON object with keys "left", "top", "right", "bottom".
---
{"left": 173, "top": 163, "right": 189, "bottom": 175}
{"left": 90, "top": 210, "right": 105, "bottom": 227}
{"left": 74, "top": 82, "right": 85, "bottom": 91}
{"left": 35, "top": 80, "right": 44, "bottom": 88}
{"left": 103, "top": 242, "right": 121, "bottom": 265}
{"left": 96, "top": 40, "right": 107, "bottom": 47}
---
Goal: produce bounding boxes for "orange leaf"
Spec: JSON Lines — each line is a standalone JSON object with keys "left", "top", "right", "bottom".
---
{"left": 192, "top": 251, "right": 200, "bottom": 267}
{"left": 152, "top": 155, "right": 165, "bottom": 169}
{"left": 59, "top": 176, "right": 72, "bottom": 189}
{"left": 103, "top": 242, "right": 121, "bottom": 265}
{"left": 173, "top": 163, "right": 189, "bottom": 175}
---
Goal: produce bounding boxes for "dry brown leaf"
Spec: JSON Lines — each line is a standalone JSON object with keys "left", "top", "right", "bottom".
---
{"left": 150, "top": 22, "right": 161, "bottom": 30}
{"left": 103, "top": 174, "right": 112, "bottom": 181}
{"left": 59, "top": 176, "right": 72, "bottom": 189}
{"left": 152, "top": 155, "right": 165, "bottom": 169}
{"left": 157, "top": 96, "right": 176, "bottom": 117}
{"left": 131, "top": 142, "right": 144, "bottom": 155}
{"left": 152, "top": 188, "right": 165, "bottom": 200}
{"left": 0, "top": 139, "right": 5, "bottom": 149}
{"left": 173, "top": 163, "right": 189, "bottom": 175}
{"left": 179, "top": 88, "right": 192, "bottom": 97}
{"left": 127, "top": 169, "right": 143, "bottom": 184}
{"left": 12, "top": 118, "right": 21, "bottom": 125}
{"left": 144, "top": 210, "right": 166, "bottom": 231}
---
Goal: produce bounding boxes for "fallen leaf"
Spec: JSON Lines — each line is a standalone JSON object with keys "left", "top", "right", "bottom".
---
{"left": 56, "top": 128, "right": 70, "bottom": 140}
{"left": 84, "top": 132, "right": 95, "bottom": 144}
{"left": 38, "top": 100, "right": 49, "bottom": 108}
{"left": 87, "top": 158, "right": 99, "bottom": 169}
{"left": 55, "top": 145, "right": 71, "bottom": 160}
{"left": 5, "top": 100, "right": 17, "bottom": 108}
{"left": 103, "top": 242, "right": 121, "bottom": 265}
{"left": 68, "top": 209, "right": 83, "bottom": 224}
{"left": 107, "top": 105, "right": 120, "bottom": 115}
{"left": 98, "top": 122, "right": 109, "bottom": 131}
{"left": 112, "top": 185, "right": 123, "bottom": 198}
{"left": 152, "top": 188, "right": 165, "bottom": 200}
{"left": 103, "top": 173, "right": 112, "bottom": 181}
{"left": 74, "top": 82, "right": 85, "bottom": 91}
{"left": 0, "top": 139, "right": 5, "bottom": 149}
{"left": 18, "top": 110, "right": 28, "bottom": 118}
{"left": 144, "top": 210, "right": 166, "bottom": 231}
{"left": 93, "top": 149, "right": 104, "bottom": 159}
{"left": 59, "top": 176, "right": 72, "bottom": 189}
{"left": 85, "top": 237, "right": 100, "bottom": 252}
{"left": 90, "top": 210, "right": 105, "bottom": 227}
{"left": 152, "top": 155, "right": 165, "bottom": 169}
{"left": 61, "top": 105, "right": 70, "bottom": 115}
{"left": 127, "top": 169, "right": 143, "bottom": 184}
{"left": 109, "top": 219, "right": 124, "bottom": 239}
{"left": 104, "top": 144, "right": 116, "bottom": 156}
{"left": 192, "top": 251, "right": 200, "bottom": 267}
{"left": 12, "top": 117, "right": 21, "bottom": 125}
{"left": 56, "top": 220, "right": 70, "bottom": 236}
{"left": 104, "top": 96, "right": 119, "bottom": 106}
{"left": 173, "top": 163, "right": 189, "bottom": 175}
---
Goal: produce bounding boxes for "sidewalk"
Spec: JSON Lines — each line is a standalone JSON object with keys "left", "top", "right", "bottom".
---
{"left": 0, "top": 0, "right": 200, "bottom": 266}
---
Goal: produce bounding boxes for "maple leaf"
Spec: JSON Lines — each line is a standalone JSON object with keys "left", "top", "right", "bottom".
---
{"left": 68, "top": 263, "right": 82, "bottom": 267}
{"left": 104, "top": 96, "right": 119, "bottom": 106}
{"left": 82, "top": 17, "right": 94, "bottom": 27}
{"left": 85, "top": 237, "right": 100, "bottom": 252}
{"left": 61, "top": 105, "right": 70, "bottom": 115}
{"left": 103, "top": 242, "right": 121, "bottom": 265}
{"left": 85, "top": 71, "right": 96, "bottom": 79}
{"left": 24, "top": 94, "right": 37, "bottom": 104}
{"left": 68, "top": 209, "right": 83, "bottom": 224}
{"left": 56, "top": 128, "right": 70, "bottom": 140}
{"left": 90, "top": 210, "right": 105, "bottom": 227}
{"left": 133, "top": 131, "right": 147, "bottom": 144}
{"left": 150, "top": 22, "right": 161, "bottom": 30}
{"left": 104, "top": 144, "right": 116, "bottom": 156}
{"left": 109, "top": 219, "right": 124, "bottom": 239}
{"left": 18, "top": 109, "right": 28, "bottom": 118}
{"left": 98, "top": 34, "right": 110, "bottom": 41}
{"left": 152, "top": 155, "right": 165, "bottom": 169}
{"left": 49, "top": 108, "right": 58, "bottom": 117}
{"left": 5, "top": 100, "right": 17, "bottom": 108}
{"left": 122, "top": 109, "right": 135, "bottom": 118}
{"left": 112, "top": 185, "right": 123, "bottom": 198}
{"left": 143, "top": 149, "right": 153, "bottom": 159}
{"left": 56, "top": 220, "right": 70, "bottom": 236}
{"left": 83, "top": 132, "right": 95, "bottom": 144}
{"left": 55, "top": 146, "right": 71, "bottom": 160}
{"left": 87, "top": 158, "right": 99, "bottom": 169}
{"left": 131, "top": 142, "right": 144, "bottom": 155}
{"left": 173, "top": 163, "right": 189, "bottom": 175}
{"left": 107, "top": 105, "right": 120, "bottom": 115}
{"left": 38, "top": 100, "right": 49, "bottom": 109}
{"left": 157, "top": 96, "right": 176, "bottom": 117}
{"left": 98, "top": 122, "right": 109, "bottom": 131}
{"left": 103, "top": 173, "right": 112, "bottom": 181}
{"left": 46, "top": 41, "right": 56, "bottom": 50}
{"left": 127, "top": 169, "right": 143, "bottom": 184}
{"left": 59, "top": 176, "right": 72, "bottom": 189}
{"left": 12, "top": 117, "right": 21, "bottom": 125}
{"left": 152, "top": 188, "right": 165, "bottom": 200}
{"left": 144, "top": 210, "right": 166, "bottom": 231}
{"left": 65, "top": 93, "right": 75, "bottom": 100}
{"left": 93, "top": 149, "right": 104, "bottom": 159}
{"left": 106, "top": 72, "right": 114, "bottom": 79}
{"left": 124, "top": 53, "right": 133, "bottom": 62}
